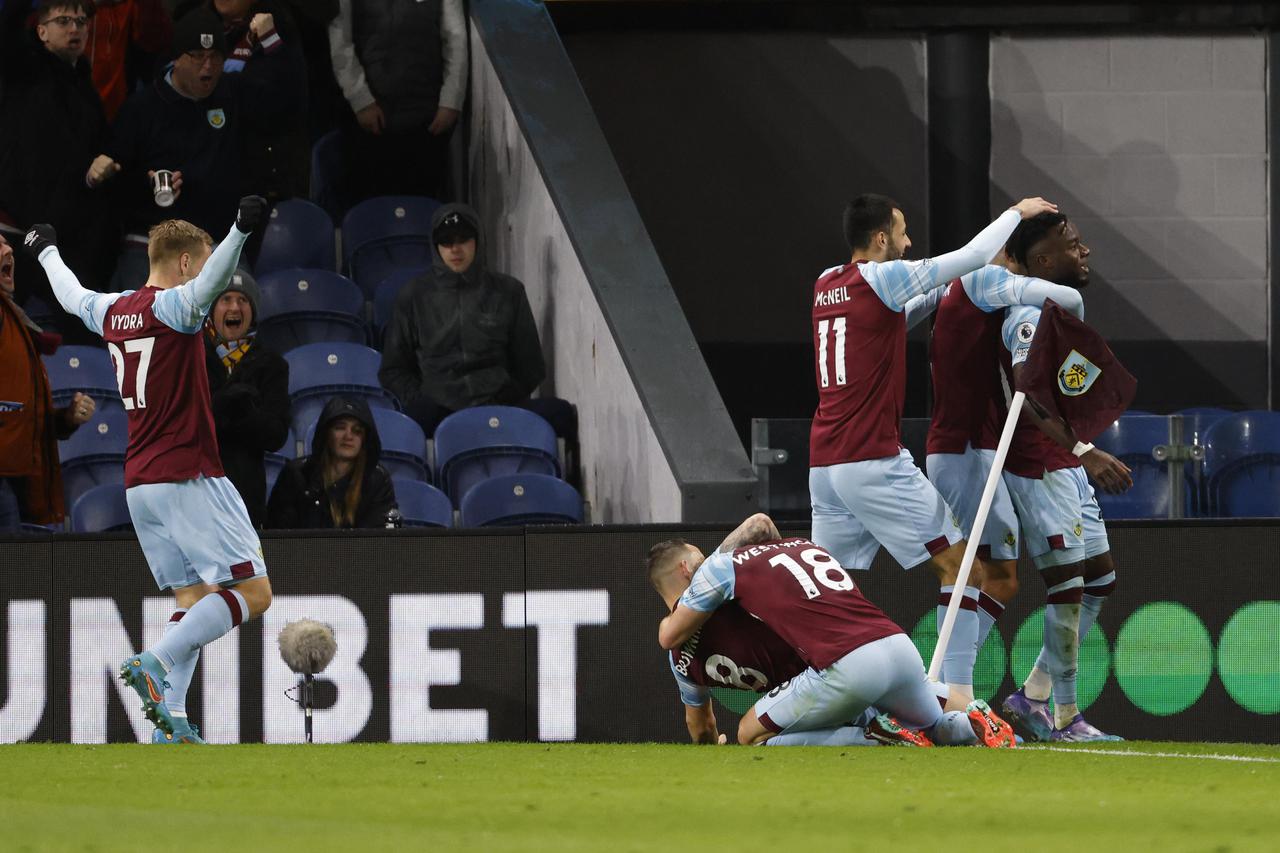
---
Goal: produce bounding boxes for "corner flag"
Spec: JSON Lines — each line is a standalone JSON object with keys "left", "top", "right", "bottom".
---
{"left": 1014, "top": 299, "right": 1137, "bottom": 443}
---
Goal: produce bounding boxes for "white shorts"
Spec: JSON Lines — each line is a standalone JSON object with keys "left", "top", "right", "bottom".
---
{"left": 1004, "top": 466, "right": 1108, "bottom": 569}
{"left": 810, "top": 449, "right": 963, "bottom": 570}
{"left": 753, "top": 634, "right": 942, "bottom": 734}
{"left": 926, "top": 446, "right": 1020, "bottom": 562}
{"left": 126, "top": 476, "right": 267, "bottom": 590}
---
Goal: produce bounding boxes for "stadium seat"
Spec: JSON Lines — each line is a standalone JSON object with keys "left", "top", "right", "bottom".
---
{"left": 59, "top": 407, "right": 128, "bottom": 509}
{"left": 309, "top": 129, "right": 346, "bottom": 221}
{"left": 1204, "top": 412, "right": 1280, "bottom": 517}
{"left": 341, "top": 196, "right": 441, "bottom": 298}
{"left": 1173, "top": 407, "right": 1232, "bottom": 515}
{"left": 1093, "top": 414, "right": 1174, "bottom": 519}
{"left": 393, "top": 478, "right": 454, "bottom": 527}
{"left": 284, "top": 342, "right": 397, "bottom": 440}
{"left": 70, "top": 483, "right": 133, "bottom": 533}
{"left": 42, "top": 345, "right": 121, "bottom": 408}
{"left": 265, "top": 429, "right": 296, "bottom": 497}
{"left": 372, "top": 267, "right": 428, "bottom": 343}
{"left": 459, "top": 473, "right": 583, "bottom": 527}
{"left": 434, "top": 406, "right": 559, "bottom": 504}
{"left": 256, "top": 269, "right": 366, "bottom": 352}
{"left": 302, "top": 408, "right": 427, "bottom": 482}
{"left": 255, "top": 199, "right": 336, "bottom": 275}
{"left": 21, "top": 295, "right": 59, "bottom": 329}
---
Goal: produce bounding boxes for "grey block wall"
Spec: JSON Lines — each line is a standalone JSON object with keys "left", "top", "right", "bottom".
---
{"left": 990, "top": 34, "right": 1269, "bottom": 409}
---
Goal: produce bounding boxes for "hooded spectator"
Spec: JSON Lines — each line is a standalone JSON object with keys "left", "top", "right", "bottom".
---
{"left": 265, "top": 394, "right": 396, "bottom": 529}
{"left": 204, "top": 269, "right": 290, "bottom": 527}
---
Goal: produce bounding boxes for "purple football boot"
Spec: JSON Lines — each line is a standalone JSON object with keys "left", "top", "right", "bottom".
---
{"left": 1001, "top": 687, "right": 1055, "bottom": 743}
{"left": 1050, "top": 714, "right": 1124, "bottom": 743}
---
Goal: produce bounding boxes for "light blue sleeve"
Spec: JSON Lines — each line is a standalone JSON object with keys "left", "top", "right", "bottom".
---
{"left": 36, "top": 247, "right": 122, "bottom": 337}
{"left": 678, "top": 551, "right": 735, "bottom": 613}
{"left": 962, "top": 265, "right": 1085, "bottom": 319}
{"left": 1002, "top": 305, "right": 1041, "bottom": 366}
{"left": 858, "top": 208, "right": 1021, "bottom": 311}
{"left": 903, "top": 283, "right": 947, "bottom": 330}
{"left": 151, "top": 226, "right": 250, "bottom": 333}
{"left": 670, "top": 657, "right": 711, "bottom": 707}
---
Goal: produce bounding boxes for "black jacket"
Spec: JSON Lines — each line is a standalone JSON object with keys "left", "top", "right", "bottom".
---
{"left": 265, "top": 395, "right": 397, "bottom": 529}
{"left": 105, "top": 43, "right": 302, "bottom": 237}
{"left": 0, "top": 12, "right": 117, "bottom": 290}
{"left": 205, "top": 337, "right": 291, "bottom": 527}
{"left": 378, "top": 203, "right": 546, "bottom": 412}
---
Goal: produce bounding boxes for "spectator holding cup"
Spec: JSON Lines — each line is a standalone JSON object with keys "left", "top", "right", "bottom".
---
{"left": 99, "top": 6, "right": 303, "bottom": 291}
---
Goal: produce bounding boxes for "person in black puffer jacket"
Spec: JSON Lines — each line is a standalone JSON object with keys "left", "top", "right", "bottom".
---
{"left": 203, "top": 270, "right": 290, "bottom": 527}
{"left": 265, "top": 394, "right": 397, "bottom": 529}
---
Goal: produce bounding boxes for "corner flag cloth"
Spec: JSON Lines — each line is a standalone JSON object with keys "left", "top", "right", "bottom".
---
{"left": 1015, "top": 299, "right": 1137, "bottom": 443}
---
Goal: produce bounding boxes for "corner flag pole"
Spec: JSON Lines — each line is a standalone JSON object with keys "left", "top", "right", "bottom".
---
{"left": 927, "top": 390, "right": 1026, "bottom": 683}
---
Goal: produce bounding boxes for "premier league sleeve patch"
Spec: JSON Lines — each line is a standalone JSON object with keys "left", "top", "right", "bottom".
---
{"left": 1017, "top": 321, "right": 1036, "bottom": 344}
{"left": 1057, "top": 349, "right": 1102, "bottom": 396}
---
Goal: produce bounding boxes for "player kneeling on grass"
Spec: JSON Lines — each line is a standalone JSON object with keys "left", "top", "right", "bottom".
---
{"left": 25, "top": 197, "right": 273, "bottom": 744}
{"left": 654, "top": 514, "right": 1016, "bottom": 748}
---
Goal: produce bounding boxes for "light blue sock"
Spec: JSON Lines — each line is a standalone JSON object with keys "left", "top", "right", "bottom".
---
{"left": 975, "top": 592, "right": 1005, "bottom": 654}
{"left": 936, "top": 586, "right": 981, "bottom": 688}
{"left": 151, "top": 589, "right": 246, "bottom": 671}
{"left": 929, "top": 710, "right": 977, "bottom": 746}
{"left": 766, "top": 726, "right": 878, "bottom": 747}
{"left": 162, "top": 609, "right": 197, "bottom": 715}
{"left": 1039, "top": 581, "right": 1083, "bottom": 708}
{"left": 1078, "top": 571, "right": 1115, "bottom": 641}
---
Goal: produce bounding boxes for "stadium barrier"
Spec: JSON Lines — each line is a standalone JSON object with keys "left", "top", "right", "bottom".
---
{"left": 2, "top": 522, "right": 1277, "bottom": 744}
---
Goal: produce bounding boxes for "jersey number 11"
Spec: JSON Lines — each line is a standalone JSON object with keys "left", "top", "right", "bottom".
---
{"left": 816, "top": 317, "right": 847, "bottom": 388}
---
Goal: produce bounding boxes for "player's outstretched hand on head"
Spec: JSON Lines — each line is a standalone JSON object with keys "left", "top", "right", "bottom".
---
{"left": 1081, "top": 448, "right": 1133, "bottom": 495}
{"left": 22, "top": 224, "right": 57, "bottom": 258}
{"left": 236, "top": 196, "right": 269, "bottom": 234}
{"left": 1011, "top": 197, "right": 1059, "bottom": 220}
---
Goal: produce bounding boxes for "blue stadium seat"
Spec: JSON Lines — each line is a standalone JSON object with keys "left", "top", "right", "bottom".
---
{"left": 1204, "top": 412, "right": 1280, "bottom": 517}
{"left": 256, "top": 269, "right": 366, "bottom": 352}
{"left": 302, "top": 408, "right": 427, "bottom": 482}
{"left": 1093, "top": 414, "right": 1175, "bottom": 519}
{"left": 1173, "top": 407, "right": 1232, "bottom": 515}
{"left": 393, "top": 478, "right": 454, "bottom": 527}
{"left": 42, "top": 345, "right": 120, "bottom": 407}
{"left": 434, "top": 406, "right": 559, "bottom": 504}
{"left": 70, "top": 483, "right": 133, "bottom": 533}
{"left": 372, "top": 267, "right": 428, "bottom": 343}
{"left": 265, "top": 429, "right": 296, "bottom": 497}
{"left": 255, "top": 199, "right": 336, "bottom": 275}
{"left": 59, "top": 407, "right": 128, "bottom": 509}
{"left": 342, "top": 196, "right": 441, "bottom": 298}
{"left": 20, "top": 522, "right": 58, "bottom": 535}
{"left": 459, "top": 473, "right": 583, "bottom": 527}
{"left": 283, "top": 342, "right": 397, "bottom": 440}
{"left": 309, "top": 129, "right": 346, "bottom": 221}
{"left": 21, "top": 295, "right": 59, "bottom": 329}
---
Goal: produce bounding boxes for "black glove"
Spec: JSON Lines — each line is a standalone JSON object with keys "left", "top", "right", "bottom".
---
{"left": 22, "top": 224, "right": 57, "bottom": 257}
{"left": 235, "top": 196, "right": 269, "bottom": 234}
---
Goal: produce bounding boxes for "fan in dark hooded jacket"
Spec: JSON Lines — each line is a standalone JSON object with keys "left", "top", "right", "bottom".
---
{"left": 265, "top": 395, "right": 397, "bottom": 529}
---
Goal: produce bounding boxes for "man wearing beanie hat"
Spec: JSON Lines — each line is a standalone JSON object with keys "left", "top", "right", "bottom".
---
{"left": 203, "top": 269, "right": 291, "bottom": 526}
{"left": 97, "top": 5, "right": 303, "bottom": 291}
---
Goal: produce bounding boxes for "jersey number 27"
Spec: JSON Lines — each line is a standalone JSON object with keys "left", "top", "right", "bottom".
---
{"left": 106, "top": 336, "right": 155, "bottom": 410}
{"left": 816, "top": 317, "right": 847, "bottom": 388}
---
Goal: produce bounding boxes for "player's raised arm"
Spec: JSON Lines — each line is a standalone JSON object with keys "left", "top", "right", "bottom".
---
{"left": 864, "top": 197, "right": 1058, "bottom": 311}
{"left": 903, "top": 283, "right": 948, "bottom": 330}
{"left": 716, "top": 512, "right": 781, "bottom": 553}
{"left": 963, "top": 265, "right": 1084, "bottom": 319}
{"left": 24, "top": 225, "right": 121, "bottom": 336}
{"left": 154, "top": 196, "right": 268, "bottom": 333}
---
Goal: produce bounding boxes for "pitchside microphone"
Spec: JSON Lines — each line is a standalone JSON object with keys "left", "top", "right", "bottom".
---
{"left": 278, "top": 619, "right": 337, "bottom": 744}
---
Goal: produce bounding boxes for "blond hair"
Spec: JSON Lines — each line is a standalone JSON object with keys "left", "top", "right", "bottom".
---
{"left": 147, "top": 220, "right": 212, "bottom": 266}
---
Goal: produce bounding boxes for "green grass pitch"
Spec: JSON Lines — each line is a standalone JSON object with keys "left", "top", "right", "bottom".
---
{"left": 2, "top": 742, "right": 1278, "bottom": 852}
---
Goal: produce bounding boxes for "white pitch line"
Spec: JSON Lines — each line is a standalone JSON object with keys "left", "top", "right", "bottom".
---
{"left": 1025, "top": 746, "right": 1280, "bottom": 764}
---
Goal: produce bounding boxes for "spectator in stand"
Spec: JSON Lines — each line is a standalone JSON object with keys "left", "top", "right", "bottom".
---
{"left": 328, "top": 0, "right": 467, "bottom": 203}
{"left": 265, "top": 395, "right": 397, "bottom": 530}
{"left": 0, "top": 0, "right": 119, "bottom": 332}
{"left": 203, "top": 270, "right": 290, "bottom": 528}
{"left": 0, "top": 232, "right": 96, "bottom": 531}
{"left": 379, "top": 204, "right": 578, "bottom": 450}
{"left": 84, "top": 0, "right": 172, "bottom": 121}
{"left": 100, "top": 6, "right": 305, "bottom": 291}
{"left": 173, "top": 0, "right": 310, "bottom": 201}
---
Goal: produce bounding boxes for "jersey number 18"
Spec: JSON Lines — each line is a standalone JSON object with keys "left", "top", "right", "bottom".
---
{"left": 106, "top": 336, "right": 156, "bottom": 410}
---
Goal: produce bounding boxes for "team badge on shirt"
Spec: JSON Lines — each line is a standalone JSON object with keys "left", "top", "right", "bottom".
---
{"left": 207, "top": 108, "right": 226, "bottom": 129}
{"left": 1057, "top": 349, "right": 1101, "bottom": 397}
